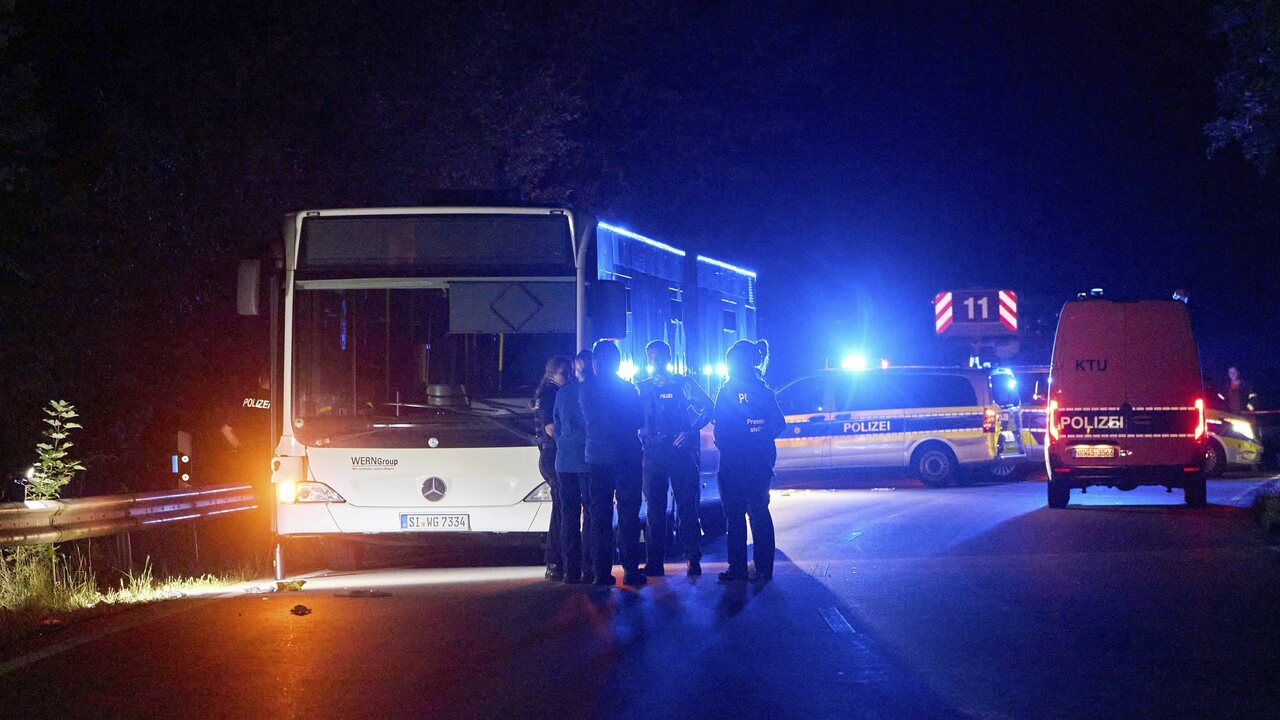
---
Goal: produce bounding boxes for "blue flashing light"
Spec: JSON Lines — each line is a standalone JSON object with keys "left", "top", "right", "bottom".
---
{"left": 618, "top": 359, "right": 638, "bottom": 380}
{"left": 599, "top": 222, "right": 686, "bottom": 257}
{"left": 702, "top": 365, "right": 713, "bottom": 376}
{"left": 841, "top": 354, "right": 868, "bottom": 371}
{"left": 646, "top": 364, "right": 655, "bottom": 375}
{"left": 1007, "top": 379, "right": 1018, "bottom": 390}
{"left": 716, "top": 363, "right": 729, "bottom": 378}
{"left": 171, "top": 454, "right": 179, "bottom": 474}
{"left": 696, "top": 255, "right": 757, "bottom": 279}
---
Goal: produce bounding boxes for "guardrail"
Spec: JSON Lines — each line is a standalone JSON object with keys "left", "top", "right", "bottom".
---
{"left": 0, "top": 484, "right": 258, "bottom": 548}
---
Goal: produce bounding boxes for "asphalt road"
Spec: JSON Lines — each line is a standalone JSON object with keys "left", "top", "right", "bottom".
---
{"left": 2, "top": 474, "right": 1278, "bottom": 720}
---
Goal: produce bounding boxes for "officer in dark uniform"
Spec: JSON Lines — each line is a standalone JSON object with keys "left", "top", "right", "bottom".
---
{"left": 219, "top": 369, "right": 273, "bottom": 486}
{"left": 533, "top": 355, "right": 572, "bottom": 581}
{"left": 637, "top": 340, "right": 713, "bottom": 577}
{"left": 553, "top": 349, "right": 594, "bottom": 583}
{"left": 713, "top": 340, "right": 786, "bottom": 586}
{"left": 579, "top": 340, "right": 646, "bottom": 587}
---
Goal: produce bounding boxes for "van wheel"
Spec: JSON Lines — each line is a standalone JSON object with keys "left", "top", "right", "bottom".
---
{"left": 1203, "top": 440, "right": 1226, "bottom": 479}
{"left": 324, "top": 539, "right": 364, "bottom": 571}
{"left": 913, "top": 444, "right": 958, "bottom": 487}
{"left": 1184, "top": 474, "right": 1207, "bottom": 508}
{"left": 1047, "top": 475, "right": 1071, "bottom": 508}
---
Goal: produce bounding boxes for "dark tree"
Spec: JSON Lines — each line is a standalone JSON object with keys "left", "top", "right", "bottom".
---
{"left": 1205, "top": 0, "right": 1280, "bottom": 175}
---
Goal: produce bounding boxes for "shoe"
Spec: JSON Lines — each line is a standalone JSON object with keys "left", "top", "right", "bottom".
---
{"left": 642, "top": 564, "right": 665, "bottom": 577}
{"left": 686, "top": 558, "right": 702, "bottom": 577}
{"left": 593, "top": 575, "right": 617, "bottom": 587}
{"left": 749, "top": 569, "right": 772, "bottom": 587}
{"left": 718, "top": 569, "right": 749, "bottom": 583}
{"left": 622, "top": 571, "right": 648, "bottom": 586}
{"left": 545, "top": 564, "right": 564, "bottom": 582}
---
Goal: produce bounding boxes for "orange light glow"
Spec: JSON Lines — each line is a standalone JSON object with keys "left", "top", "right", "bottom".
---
{"left": 1047, "top": 400, "right": 1060, "bottom": 443}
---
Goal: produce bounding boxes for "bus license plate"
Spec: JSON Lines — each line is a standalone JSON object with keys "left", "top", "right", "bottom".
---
{"left": 400, "top": 514, "right": 470, "bottom": 531}
{"left": 1070, "top": 445, "right": 1116, "bottom": 459}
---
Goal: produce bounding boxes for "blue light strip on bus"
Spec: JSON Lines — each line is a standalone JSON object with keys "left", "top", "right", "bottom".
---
{"left": 598, "top": 222, "right": 686, "bottom": 257}
{"left": 697, "top": 255, "right": 757, "bottom": 279}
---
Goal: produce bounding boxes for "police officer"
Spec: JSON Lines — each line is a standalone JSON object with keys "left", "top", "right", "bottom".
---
{"left": 713, "top": 340, "right": 785, "bottom": 586}
{"left": 553, "top": 349, "right": 595, "bottom": 583}
{"left": 219, "top": 369, "right": 272, "bottom": 486}
{"left": 637, "top": 340, "right": 712, "bottom": 577}
{"left": 579, "top": 340, "right": 646, "bottom": 587}
{"left": 533, "top": 355, "right": 572, "bottom": 581}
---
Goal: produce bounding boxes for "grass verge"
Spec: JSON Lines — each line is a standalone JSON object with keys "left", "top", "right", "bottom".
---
{"left": 1, "top": 547, "right": 248, "bottom": 650}
{"left": 1248, "top": 479, "right": 1280, "bottom": 540}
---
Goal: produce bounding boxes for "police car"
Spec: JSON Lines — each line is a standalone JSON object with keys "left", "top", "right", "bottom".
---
{"left": 772, "top": 366, "right": 1025, "bottom": 486}
{"left": 1204, "top": 407, "right": 1263, "bottom": 477}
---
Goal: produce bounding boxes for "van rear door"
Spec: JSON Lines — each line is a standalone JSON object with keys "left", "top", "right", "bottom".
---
{"left": 1119, "top": 301, "right": 1202, "bottom": 465}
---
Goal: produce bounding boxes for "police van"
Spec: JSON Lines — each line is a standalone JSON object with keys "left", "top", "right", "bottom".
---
{"left": 1045, "top": 296, "right": 1207, "bottom": 507}
{"left": 772, "top": 366, "right": 1025, "bottom": 486}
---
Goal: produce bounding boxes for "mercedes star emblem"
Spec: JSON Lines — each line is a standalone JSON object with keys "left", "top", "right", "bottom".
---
{"left": 421, "top": 476, "right": 448, "bottom": 502}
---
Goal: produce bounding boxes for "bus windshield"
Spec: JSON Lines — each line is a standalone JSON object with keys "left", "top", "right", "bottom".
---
{"left": 291, "top": 288, "right": 574, "bottom": 448}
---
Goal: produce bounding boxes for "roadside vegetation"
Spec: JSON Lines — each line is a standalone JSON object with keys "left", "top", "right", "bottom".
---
{"left": 1, "top": 402, "right": 246, "bottom": 646}
{"left": 1253, "top": 481, "right": 1280, "bottom": 539}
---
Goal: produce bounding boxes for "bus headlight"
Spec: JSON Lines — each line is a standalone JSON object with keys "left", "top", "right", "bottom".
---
{"left": 1228, "top": 418, "right": 1256, "bottom": 441}
{"left": 523, "top": 482, "right": 554, "bottom": 502}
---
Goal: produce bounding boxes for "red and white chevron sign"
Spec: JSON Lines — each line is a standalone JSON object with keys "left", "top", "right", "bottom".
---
{"left": 998, "top": 290, "right": 1018, "bottom": 332}
{"left": 934, "top": 291, "right": 954, "bottom": 334}
{"left": 934, "top": 289, "right": 1017, "bottom": 335}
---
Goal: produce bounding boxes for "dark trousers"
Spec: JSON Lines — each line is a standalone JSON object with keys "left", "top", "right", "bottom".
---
{"left": 642, "top": 442, "right": 703, "bottom": 566}
{"left": 538, "top": 446, "right": 562, "bottom": 567}
{"left": 557, "top": 471, "right": 592, "bottom": 578}
{"left": 586, "top": 458, "right": 643, "bottom": 581}
{"left": 718, "top": 453, "right": 775, "bottom": 577}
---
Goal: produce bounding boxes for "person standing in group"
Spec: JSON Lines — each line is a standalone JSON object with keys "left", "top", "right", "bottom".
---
{"left": 553, "top": 349, "right": 595, "bottom": 584}
{"left": 1225, "top": 366, "right": 1257, "bottom": 414}
{"left": 580, "top": 339, "right": 646, "bottom": 587}
{"left": 637, "top": 340, "right": 713, "bottom": 577}
{"left": 533, "top": 355, "right": 572, "bottom": 581}
{"left": 713, "top": 340, "right": 785, "bottom": 586}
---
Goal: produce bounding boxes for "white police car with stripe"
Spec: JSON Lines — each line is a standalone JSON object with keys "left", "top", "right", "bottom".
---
{"left": 773, "top": 366, "right": 1025, "bottom": 486}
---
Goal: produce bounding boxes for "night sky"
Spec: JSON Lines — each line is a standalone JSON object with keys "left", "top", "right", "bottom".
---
{"left": 1, "top": 1, "right": 1276, "bottom": 481}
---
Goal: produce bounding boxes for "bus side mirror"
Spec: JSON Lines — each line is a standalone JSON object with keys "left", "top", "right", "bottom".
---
{"left": 237, "top": 259, "right": 262, "bottom": 316}
{"left": 587, "top": 280, "right": 627, "bottom": 340}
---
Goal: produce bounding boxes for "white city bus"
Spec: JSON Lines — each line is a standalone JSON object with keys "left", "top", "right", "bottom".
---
{"left": 238, "top": 207, "right": 756, "bottom": 572}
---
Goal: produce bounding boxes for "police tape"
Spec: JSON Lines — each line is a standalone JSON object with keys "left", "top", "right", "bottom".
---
{"left": 0, "top": 484, "right": 258, "bottom": 548}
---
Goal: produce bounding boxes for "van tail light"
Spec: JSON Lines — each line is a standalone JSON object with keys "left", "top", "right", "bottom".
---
{"left": 1047, "top": 400, "right": 1060, "bottom": 444}
{"left": 983, "top": 408, "right": 997, "bottom": 433}
{"left": 1194, "top": 398, "right": 1205, "bottom": 440}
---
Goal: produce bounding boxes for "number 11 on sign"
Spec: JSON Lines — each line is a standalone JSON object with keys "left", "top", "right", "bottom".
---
{"left": 964, "top": 296, "right": 989, "bottom": 320}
